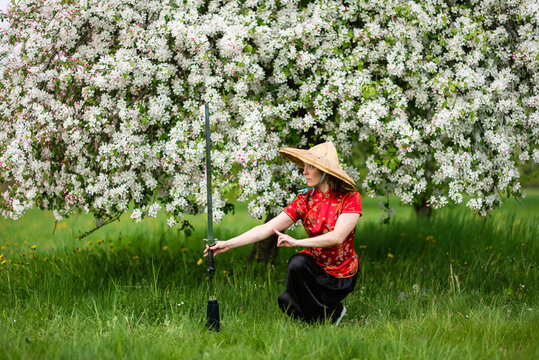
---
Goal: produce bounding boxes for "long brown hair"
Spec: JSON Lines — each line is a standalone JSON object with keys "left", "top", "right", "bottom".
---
{"left": 326, "top": 174, "right": 353, "bottom": 194}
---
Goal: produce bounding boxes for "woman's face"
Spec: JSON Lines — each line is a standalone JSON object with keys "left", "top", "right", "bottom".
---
{"left": 303, "top": 163, "right": 323, "bottom": 187}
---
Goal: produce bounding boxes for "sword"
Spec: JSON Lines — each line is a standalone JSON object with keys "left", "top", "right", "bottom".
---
{"left": 204, "top": 102, "right": 220, "bottom": 331}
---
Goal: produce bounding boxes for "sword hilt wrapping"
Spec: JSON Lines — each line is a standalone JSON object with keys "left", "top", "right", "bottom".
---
{"left": 208, "top": 248, "right": 215, "bottom": 276}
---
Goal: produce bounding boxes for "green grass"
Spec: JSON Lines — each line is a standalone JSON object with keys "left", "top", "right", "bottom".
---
{"left": 0, "top": 191, "right": 538, "bottom": 359}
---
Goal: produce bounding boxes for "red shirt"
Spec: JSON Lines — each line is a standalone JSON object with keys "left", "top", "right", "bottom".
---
{"left": 283, "top": 188, "right": 362, "bottom": 278}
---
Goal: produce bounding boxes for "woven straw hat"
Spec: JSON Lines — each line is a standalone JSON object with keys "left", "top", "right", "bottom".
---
{"left": 279, "top": 142, "right": 356, "bottom": 189}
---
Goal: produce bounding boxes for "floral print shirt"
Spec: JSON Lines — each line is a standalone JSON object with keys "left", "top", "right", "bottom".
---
{"left": 283, "top": 188, "right": 362, "bottom": 278}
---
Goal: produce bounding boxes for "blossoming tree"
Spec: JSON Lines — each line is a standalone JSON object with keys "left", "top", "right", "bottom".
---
{"left": 0, "top": 1, "right": 537, "bottom": 245}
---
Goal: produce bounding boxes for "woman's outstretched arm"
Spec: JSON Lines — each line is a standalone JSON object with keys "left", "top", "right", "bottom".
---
{"left": 274, "top": 213, "right": 360, "bottom": 248}
{"left": 203, "top": 211, "right": 294, "bottom": 256}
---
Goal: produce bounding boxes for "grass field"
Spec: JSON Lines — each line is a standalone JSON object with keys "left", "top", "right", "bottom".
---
{"left": 0, "top": 190, "right": 538, "bottom": 359}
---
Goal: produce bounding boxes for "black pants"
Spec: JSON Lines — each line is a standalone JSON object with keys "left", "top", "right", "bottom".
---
{"left": 278, "top": 253, "right": 357, "bottom": 323}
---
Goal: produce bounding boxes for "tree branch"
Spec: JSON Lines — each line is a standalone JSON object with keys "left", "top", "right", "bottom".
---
{"left": 76, "top": 211, "right": 123, "bottom": 240}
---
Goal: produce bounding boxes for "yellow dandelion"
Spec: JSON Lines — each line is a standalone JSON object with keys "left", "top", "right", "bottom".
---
{"left": 97, "top": 240, "right": 103, "bottom": 245}
{"left": 425, "top": 235, "right": 434, "bottom": 242}
{"left": 521, "top": 242, "right": 525, "bottom": 247}
{"left": 24, "top": 240, "right": 28, "bottom": 245}
{"left": 0, "top": 246, "right": 4, "bottom": 250}
{"left": 197, "top": 258, "right": 203, "bottom": 265}
{"left": 132, "top": 255, "right": 139, "bottom": 260}
{"left": 6, "top": 242, "right": 10, "bottom": 247}
{"left": 162, "top": 245, "right": 168, "bottom": 251}
{"left": 43, "top": 257, "right": 48, "bottom": 262}
{"left": 1, "top": 260, "right": 6, "bottom": 265}
{"left": 87, "top": 241, "right": 93, "bottom": 245}
{"left": 359, "top": 245, "right": 367, "bottom": 249}
{"left": 31, "top": 245, "right": 37, "bottom": 250}
{"left": 223, "top": 270, "right": 228, "bottom": 275}
{"left": 464, "top": 261, "right": 467, "bottom": 265}
{"left": 110, "top": 249, "right": 115, "bottom": 253}
{"left": 387, "top": 253, "right": 394, "bottom": 259}
{"left": 77, "top": 248, "right": 81, "bottom": 253}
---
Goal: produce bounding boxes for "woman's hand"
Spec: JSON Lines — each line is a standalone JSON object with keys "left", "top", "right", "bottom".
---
{"left": 274, "top": 229, "right": 298, "bottom": 248}
{"left": 204, "top": 240, "right": 230, "bottom": 257}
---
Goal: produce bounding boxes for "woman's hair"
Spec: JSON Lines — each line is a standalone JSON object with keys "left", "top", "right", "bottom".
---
{"left": 326, "top": 174, "right": 352, "bottom": 194}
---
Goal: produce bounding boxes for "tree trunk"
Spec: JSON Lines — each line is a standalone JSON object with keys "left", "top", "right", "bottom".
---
{"left": 247, "top": 213, "right": 279, "bottom": 264}
{"left": 413, "top": 200, "right": 432, "bottom": 218}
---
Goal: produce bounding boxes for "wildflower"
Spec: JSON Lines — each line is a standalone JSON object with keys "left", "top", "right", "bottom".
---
{"left": 197, "top": 258, "right": 203, "bottom": 265}
{"left": 425, "top": 235, "right": 434, "bottom": 241}
{"left": 132, "top": 255, "right": 139, "bottom": 260}
{"left": 521, "top": 242, "right": 525, "bottom": 247}
{"left": 359, "top": 245, "right": 367, "bottom": 249}
{"left": 1, "top": 260, "right": 6, "bottom": 265}
{"left": 0, "top": 246, "right": 4, "bottom": 250}
{"left": 31, "top": 245, "right": 37, "bottom": 250}
{"left": 97, "top": 240, "right": 103, "bottom": 245}
{"left": 162, "top": 245, "right": 168, "bottom": 251}
{"left": 182, "top": 248, "right": 188, "bottom": 253}
{"left": 223, "top": 270, "right": 228, "bottom": 275}
{"left": 43, "top": 257, "right": 48, "bottom": 262}
{"left": 388, "top": 253, "right": 394, "bottom": 259}
{"left": 87, "top": 241, "right": 93, "bottom": 245}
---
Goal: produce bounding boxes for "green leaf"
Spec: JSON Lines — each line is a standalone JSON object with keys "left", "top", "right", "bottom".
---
{"left": 363, "top": 87, "right": 370, "bottom": 99}
{"left": 283, "top": 67, "right": 290, "bottom": 77}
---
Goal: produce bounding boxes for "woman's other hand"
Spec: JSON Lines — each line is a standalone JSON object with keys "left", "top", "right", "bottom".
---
{"left": 204, "top": 240, "right": 229, "bottom": 257}
{"left": 274, "top": 229, "right": 298, "bottom": 247}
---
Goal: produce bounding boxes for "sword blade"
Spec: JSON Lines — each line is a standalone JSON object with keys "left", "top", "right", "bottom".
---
{"left": 204, "top": 102, "right": 213, "bottom": 245}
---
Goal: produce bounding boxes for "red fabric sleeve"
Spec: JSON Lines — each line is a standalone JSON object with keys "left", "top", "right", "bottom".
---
{"left": 283, "top": 194, "right": 306, "bottom": 222}
{"left": 341, "top": 191, "right": 362, "bottom": 215}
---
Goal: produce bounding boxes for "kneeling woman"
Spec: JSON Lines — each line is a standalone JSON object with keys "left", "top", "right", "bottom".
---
{"left": 204, "top": 142, "right": 361, "bottom": 324}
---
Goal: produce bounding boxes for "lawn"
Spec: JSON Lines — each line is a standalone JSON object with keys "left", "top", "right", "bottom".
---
{"left": 0, "top": 190, "right": 537, "bottom": 359}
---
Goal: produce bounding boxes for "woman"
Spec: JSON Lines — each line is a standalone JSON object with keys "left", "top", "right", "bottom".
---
{"left": 204, "top": 142, "right": 361, "bottom": 325}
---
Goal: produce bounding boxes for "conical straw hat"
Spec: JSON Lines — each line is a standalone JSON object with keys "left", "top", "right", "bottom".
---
{"left": 279, "top": 142, "right": 356, "bottom": 189}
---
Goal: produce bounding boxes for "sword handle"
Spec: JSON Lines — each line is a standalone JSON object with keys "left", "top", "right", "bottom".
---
{"left": 208, "top": 248, "right": 215, "bottom": 276}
